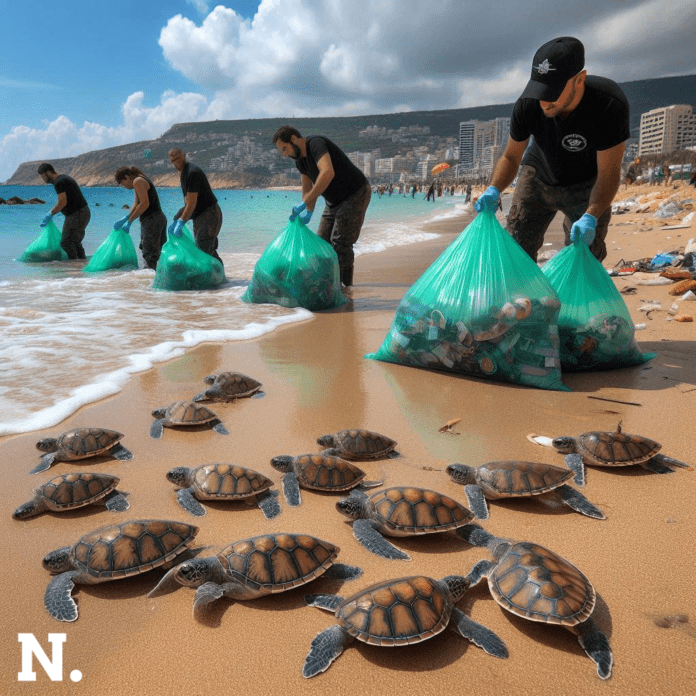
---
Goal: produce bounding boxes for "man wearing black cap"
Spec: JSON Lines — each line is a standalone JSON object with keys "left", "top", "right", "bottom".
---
{"left": 475, "top": 37, "right": 629, "bottom": 262}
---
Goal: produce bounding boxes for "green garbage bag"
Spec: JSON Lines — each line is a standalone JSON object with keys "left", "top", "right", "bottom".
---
{"left": 241, "top": 218, "right": 347, "bottom": 311}
{"left": 152, "top": 226, "right": 225, "bottom": 291}
{"left": 19, "top": 220, "right": 68, "bottom": 263}
{"left": 542, "top": 239, "right": 655, "bottom": 371}
{"left": 366, "top": 210, "right": 569, "bottom": 391}
{"left": 83, "top": 228, "right": 139, "bottom": 273}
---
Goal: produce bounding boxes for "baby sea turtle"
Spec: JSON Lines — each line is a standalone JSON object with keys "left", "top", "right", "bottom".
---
{"left": 270, "top": 453, "right": 383, "bottom": 506}
{"left": 446, "top": 461, "right": 605, "bottom": 520}
{"left": 336, "top": 486, "right": 474, "bottom": 560}
{"left": 148, "top": 532, "right": 362, "bottom": 622}
{"left": 459, "top": 523, "right": 613, "bottom": 680}
{"left": 166, "top": 463, "right": 280, "bottom": 518}
{"left": 43, "top": 519, "right": 199, "bottom": 622}
{"left": 193, "top": 372, "right": 262, "bottom": 403}
{"left": 303, "top": 573, "right": 508, "bottom": 678}
{"left": 150, "top": 400, "right": 228, "bottom": 439}
{"left": 317, "top": 429, "right": 397, "bottom": 461}
{"left": 14, "top": 472, "right": 129, "bottom": 519}
{"left": 31, "top": 427, "right": 134, "bottom": 475}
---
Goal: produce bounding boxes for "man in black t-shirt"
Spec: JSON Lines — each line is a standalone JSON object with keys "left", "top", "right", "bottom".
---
{"left": 37, "top": 163, "right": 91, "bottom": 259}
{"left": 475, "top": 37, "right": 629, "bottom": 262}
{"left": 168, "top": 148, "right": 224, "bottom": 267}
{"left": 273, "top": 126, "right": 371, "bottom": 286}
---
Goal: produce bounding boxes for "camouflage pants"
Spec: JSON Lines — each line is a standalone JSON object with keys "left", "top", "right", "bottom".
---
{"left": 193, "top": 203, "right": 224, "bottom": 268}
{"left": 317, "top": 180, "right": 371, "bottom": 271}
{"left": 61, "top": 206, "right": 90, "bottom": 259}
{"left": 507, "top": 165, "right": 611, "bottom": 262}
{"left": 140, "top": 211, "right": 167, "bottom": 270}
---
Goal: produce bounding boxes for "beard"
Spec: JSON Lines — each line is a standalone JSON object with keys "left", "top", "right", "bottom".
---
{"left": 288, "top": 143, "right": 302, "bottom": 160}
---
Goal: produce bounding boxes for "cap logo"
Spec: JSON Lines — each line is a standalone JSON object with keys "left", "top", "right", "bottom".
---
{"left": 535, "top": 59, "right": 556, "bottom": 75}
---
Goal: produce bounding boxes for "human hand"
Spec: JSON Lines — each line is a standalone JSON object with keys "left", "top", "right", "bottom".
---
{"left": 168, "top": 219, "right": 184, "bottom": 236}
{"left": 474, "top": 186, "right": 500, "bottom": 213}
{"left": 121, "top": 219, "right": 132, "bottom": 233}
{"left": 40, "top": 212, "right": 53, "bottom": 228}
{"left": 289, "top": 201, "right": 307, "bottom": 222}
{"left": 114, "top": 215, "right": 129, "bottom": 230}
{"left": 297, "top": 208, "right": 312, "bottom": 225}
{"left": 570, "top": 213, "right": 597, "bottom": 246}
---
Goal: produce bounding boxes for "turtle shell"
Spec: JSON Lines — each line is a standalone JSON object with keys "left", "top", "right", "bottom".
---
{"left": 476, "top": 461, "right": 573, "bottom": 498}
{"left": 293, "top": 455, "right": 367, "bottom": 491}
{"left": 190, "top": 464, "right": 273, "bottom": 500}
{"left": 577, "top": 431, "right": 661, "bottom": 467}
{"left": 207, "top": 372, "right": 262, "bottom": 399}
{"left": 39, "top": 473, "right": 120, "bottom": 511}
{"left": 369, "top": 487, "right": 473, "bottom": 535}
{"left": 336, "top": 575, "right": 451, "bottom": 646}
{"left": 217, "top": 533, "right": 338, "bottom": 593}
{"left": 69, "top": 520, "right": 198, "bottom": 580}
{"left": 321, "top": 429, "right": 396, "bottom": 460}
{"left": 49, "top": 428, "right": 124, "bottom": 461}
{"left": 488, "top": 542, "right": 595, "bottom": 627}
{"left": 164, "top": 401, "right": 218, "bottom": 426}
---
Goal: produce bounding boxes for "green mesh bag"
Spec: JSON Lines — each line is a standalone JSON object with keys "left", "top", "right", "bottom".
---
{"left": 366, "top": 210, "right": 568, "bottom": 391}
{"left": 241, "top": 218, "right": 346, "bottom": 311}
{"left": 83, "top": 228, "right": 139, "bottom": 273}
{"left": 542, "top": 239, "right": 655, "bottom": 371}
{"left": 152, "top": 225, "right": 225, "bottom": 291}
{"left": 19, "top": 220, "right": 68, "bottom": 262}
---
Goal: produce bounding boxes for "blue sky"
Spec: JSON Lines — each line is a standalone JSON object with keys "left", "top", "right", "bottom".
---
{"left": 1, "top": 0, "right": 695, "bottom": 181}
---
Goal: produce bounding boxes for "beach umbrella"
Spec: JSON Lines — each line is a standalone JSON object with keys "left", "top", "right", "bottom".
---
{"left": 431, "top": 163, "right": 450, "bottom": 176}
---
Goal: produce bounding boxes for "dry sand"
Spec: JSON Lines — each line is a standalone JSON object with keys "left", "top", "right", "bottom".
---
{"left": 1, "top": 185, "right": 695, "bottom": 695}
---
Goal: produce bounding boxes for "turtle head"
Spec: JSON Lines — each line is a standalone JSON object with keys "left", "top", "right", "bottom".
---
{"left": 203, "top": 374, "right": 217, "bottom": 385}
{"left": 173, "top": 558, "right": 214, "bottom": 587}
{"left": 270, "top": 456, "right": 293, "bottom": 473}
{"left": 336, "top": 491, "right": 369, "bottom": 520}
{"left": 166, "top": 467, "right": 192, "bottom": 487}
{"left": 316, "top": 434, "right": 335, "bottom": 447}
{"left": 446, "top": 463, "right": 476, "bottom": 485}
{"left": 151, "top": 407, "right": 166, "bottom": 419}
{"left": 36, "top": 438, "right": 58, "bottom": 453}
{"left": 13, "top": 499, "right": 40, "bottom": 520}
{"left": 42, "top": 546, "right": 73, "bottom": 574}
{"left": 551, "top": 436, "right": 576, "bottom": 454}
{"left": 442, "top": 575, "right": 471, "bottom": 603}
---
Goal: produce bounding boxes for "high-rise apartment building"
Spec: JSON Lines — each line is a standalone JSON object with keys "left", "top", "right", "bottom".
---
{"left": 638, "top": 105, "right": 696, "bottom": 156}
{"left": 459, "top": 117, "right": 510, "bottom": 172}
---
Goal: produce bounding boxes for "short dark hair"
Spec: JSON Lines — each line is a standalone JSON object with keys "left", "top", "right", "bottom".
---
{"left": 115, "top": 166, "right": 145, "bottom": 183}
{"left": 37, "top": 163, "right": 56, "bottom": 175}
{"left": 272, "top": 125, "right": 302, "bottom": 144}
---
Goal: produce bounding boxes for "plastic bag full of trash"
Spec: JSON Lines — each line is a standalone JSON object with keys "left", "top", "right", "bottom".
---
{"left": 83, "top": 228, "right": 139, "bottom": 273}
{"left": 19, "top": 220, "right": 69, "bottom": 263}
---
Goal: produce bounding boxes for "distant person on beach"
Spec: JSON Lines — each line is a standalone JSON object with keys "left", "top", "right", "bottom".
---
{"left": 624, "top": 157, "right": 640, "bottom": 189}
{"left": 114, "top": 166, "right": 167, "bottom": 270}
{"left": 465, "top": 184, "right": 472, "bottom": 203}
{"left": 167, "top": 148, "right": 224, "bottom": 268}
{"left": 475, "top": 36, "right": 629, "bottom": 262}
{"left": 273, "top": 125, "right": 371, "bottom": 287}
{"left": 425, "top": 182, "right": 436, "bottom": 201}
{"left": 37, "top": 163, "right": 90, "bottom": 260}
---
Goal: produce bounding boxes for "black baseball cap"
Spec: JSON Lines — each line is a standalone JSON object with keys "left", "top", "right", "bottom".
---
{"left": 520, "top": 37, "right": 585, "bottom": 101}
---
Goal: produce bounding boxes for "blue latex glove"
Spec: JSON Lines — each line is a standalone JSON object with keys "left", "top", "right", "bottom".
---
{"left": 114, "top": 215, "right": 129, "bottom": 230}
{"left": 474, "top": 185, "right": 500, "bottom": 213}
{"left": 121, "top": 219, "right": 132, "bottom": 233}
{"left": 168, "top": 219, "right": 184, "bottom": 236}
{"left": 570, "top": 213, "right": 597, "bottom": 246}
{"left": 289, "top": 201, "right": 307, "bottom": 222}
{"left": 297, "top": 208, "right": 312, "bottom": 225}
{"left": 40, "top": 212, "right": 53, "bottom": 228}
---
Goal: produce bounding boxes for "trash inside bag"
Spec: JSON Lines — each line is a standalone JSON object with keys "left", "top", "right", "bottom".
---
{"left": 542, "top": 239, "right": 655, "bottom": 371}
{"left": 152, "top": 226, "right": 225, "bottom": 291}
{"left": 19, "top": 220, "right": 68, "bottom": 263}
{"left": 83, "top": 228, "right": 139, "bottom": 273}
{"left": 242, "top": 218, "right": 346, "bottom": 311}
{"left": 366, "top": 210, "right": 568, "bottom": 391}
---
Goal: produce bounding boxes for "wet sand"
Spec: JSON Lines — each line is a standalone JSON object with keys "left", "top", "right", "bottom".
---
{"left": 1, "top": 188, "right": 695, "bottom": 695}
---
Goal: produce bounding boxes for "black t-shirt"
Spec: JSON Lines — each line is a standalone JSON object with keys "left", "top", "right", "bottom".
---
{"left": 180, "top": 162, "right": 217, "bottom": 219}
{"left": 138, "top": 176, "right": 162, "bottom": 220}
{"left": 295, "top": 136, "right": 367, "bottom": 206}
{"left": 53, "top": 174, "right": 88, "bottom": 215}
{"left": 510, "top": 76, "right": 630, "bottom": 186}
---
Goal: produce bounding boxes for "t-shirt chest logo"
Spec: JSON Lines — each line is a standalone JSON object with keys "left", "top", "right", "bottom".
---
{"left": 562, "top": 134, "right": 587, "bottom": 152}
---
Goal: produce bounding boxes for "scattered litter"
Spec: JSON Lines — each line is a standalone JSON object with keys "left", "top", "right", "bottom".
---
{"left": 619, "top": 286, "right": 637, "bottom": 295}
{"left": 682, "top": 290, "right": 696, "bottom": 301}
{"left": 438, "top": 418, "right": 461, "bottom": 434}
{"left": 633, "top": 273, "right": 673, "bottom": 286}
{"left": 655, "top": 202, "right": 681, "bottom": 219}
{"left": 634, "top": 323, "right": 647, "bottom": 330}
{"left": 587, "top": 395, "right": 642, "bottom": 406}
{"left": 638, "top": 302, "right": 661, "bottom": 319}
{"left": 669, "top": 279, "right": 696, "bottom": 296}
{"left": 686, "top": 238, "right": 696, "bottom": 254}
{"left": 675, "top": 314, "right": 693, "bottom": 322}
{"left": 660, "top": 224, "right": 691, "bottom": 231}
{"left": 683, "top": 212, "right": 694, "bottom": 224}
{"left": 669, "top": 303, "right": 679, "bottom": 315}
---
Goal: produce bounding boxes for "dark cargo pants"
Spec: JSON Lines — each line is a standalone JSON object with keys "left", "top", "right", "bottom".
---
{"left": 507, "top": 165, "right": 611, "bottom": 262}
{"left": 61, "top": 206, "right": 90, "bottom": 259}
{"left": 193, "top": 203, "right": 224, "bottom": 268}
{"left": 140, "top": 211, "right": 167, "bottom": 270}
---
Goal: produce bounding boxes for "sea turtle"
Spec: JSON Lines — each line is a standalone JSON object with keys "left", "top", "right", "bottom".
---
{"left": 302, "top": 573, "right": 508, "bottom": 678}
{"left": 192, "top": 372, "right": 262, "bottom": 403}
{"left": 150, "top": 400, "right": 228, "bottom": 439}
{"left": 14, "top": 472, "right": 130, "bottom": 519}
{"left": 166, "top": 463, "right": 280, "bottom": 519}
{"left": 336, "top": 486, "right": 474, "bottom": 560}
{"left": 43, "top": 519, "right": 199, "bottom": 622}
{"left": 529, "top": 423, "right": 693, "bottom": 486}
{"left": 317, "top": 429, "right": 397, "bottom": 461}
{"left": 147, "top": 532, "right": 362, "bottom": 623}
{"left": 446, "top": 461, "right": 605, "bottom": 520}
{"left": 31, "top": 428, "right": 133, "bottom": 475}
{"left": 459, "top": 523, "right": 613, "bottom": 680}
{"left": 270, "top": 453, "right": 383, "bottom": 506}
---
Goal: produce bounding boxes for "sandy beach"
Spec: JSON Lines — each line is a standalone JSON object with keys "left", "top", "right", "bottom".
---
{"left": 1, "top": 185, "right": 695, "bottom": 695}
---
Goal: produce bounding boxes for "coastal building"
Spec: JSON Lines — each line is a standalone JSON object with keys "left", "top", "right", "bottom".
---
{"left": 638, "top": 105, "right": 696, "bottom": 156}
{"left": 458, "top": 117, "right": 509, "bottom": 173}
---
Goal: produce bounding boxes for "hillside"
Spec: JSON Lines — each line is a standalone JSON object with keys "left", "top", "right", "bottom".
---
{"left": 5, "top": 74, "right": 695, "bottom": 187}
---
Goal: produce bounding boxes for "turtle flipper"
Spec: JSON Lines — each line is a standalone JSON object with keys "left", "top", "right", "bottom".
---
{"left": 303, "top": 625, "right": 353, "bottom": 678}
{"left": 464, "top": 484, "right": 490, "bottom": 520}
{"left": 109, "top": 443, "right": 134, "bottom": 461}
{"left": 305, "top": 593, "right": 345, "bottom": 611}
{"left": 104, "top": 490, "right": 130, "bottom": 512}
{"left": 565, "top": 453, "right": 586, "bottom": 486}
{"left": 257, "top": 490, "right": 281, "bottom": 519}
{"left": 210, "top": 420, "right": 229, "bottom": 435}
{"left": 177, "top": 488, "right": 207, "bottom": 516}
{"left": 147, "top": 565, "right": 183, "bottom": 597}
{"left": 650, "top": 453, "right": 693, "bottom": 471}
{"left": 353, "top": 518, "right": 410, "bottom": 560}
{"left": 449, "top": 607, "right": 508, "bottom": 658}
{"left": 556, "top": 485, "right": 605, "bottom": 520}
{"left": 464, "top": 559, "right": 496, "bottom": 587}
{"left": 30, "top": 453, "right": 55, "bottom": 475}
{"left": 193, "top": 582, "right": 225, "bottom": 622}
{"left": 45, "top": 571, "right": 79, "bottom": 622}
{"left": 643, "top": 459, "right": 676, "bottom": 474}
{"left": 321, "top": 563, "right": 362, "bottom": 581}
{"left": 150, "top": 419, "right": 165, "bottom": 439}
{"left": 282, "top": 472, "right": 302, "bottom": 506}
{"left": 575, "top": 618, "right": 613, "bottom": 680}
